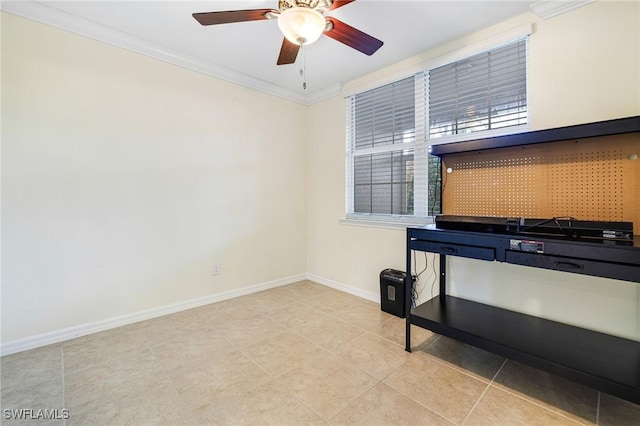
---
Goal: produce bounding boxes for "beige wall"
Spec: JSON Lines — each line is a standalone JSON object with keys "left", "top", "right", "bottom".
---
{"left": 528, "top": 0, "right": 640, "bottom": 128}
{"left": 307, "top": 1, "right": 640, "bottom": 339}
{"left": 1, "top": 13, "right": 308, "bottom": 343}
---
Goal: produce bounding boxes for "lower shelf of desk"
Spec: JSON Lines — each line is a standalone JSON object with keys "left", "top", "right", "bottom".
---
{"left": 410, "top": 295, "right": 640, "bottom": 404}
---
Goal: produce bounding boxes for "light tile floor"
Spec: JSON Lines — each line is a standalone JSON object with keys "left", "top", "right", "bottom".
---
{"left": 1, "top": 280, "right": 639, "bottom": 425}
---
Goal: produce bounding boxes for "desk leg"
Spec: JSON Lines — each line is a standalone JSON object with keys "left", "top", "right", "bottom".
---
{"left": 439, "top": 254, "right": 447, "bottom": 304}
{"left": 405, "top": 233, "right": 412, "bottom": 353}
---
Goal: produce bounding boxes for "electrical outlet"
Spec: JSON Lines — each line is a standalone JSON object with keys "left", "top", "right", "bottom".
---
{"left": 212, "top": 263, "right": 222, "bottom": 276}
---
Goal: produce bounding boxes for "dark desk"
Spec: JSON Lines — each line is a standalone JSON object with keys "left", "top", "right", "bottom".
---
{"left": 405, "top": 225, "right": 640, "bottom": 404}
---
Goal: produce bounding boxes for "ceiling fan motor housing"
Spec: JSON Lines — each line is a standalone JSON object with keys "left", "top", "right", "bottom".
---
{"left": 278, "top": 0, "right": 332, "bottom": 12}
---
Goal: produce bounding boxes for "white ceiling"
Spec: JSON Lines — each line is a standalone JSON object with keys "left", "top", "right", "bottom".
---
{"left": 3, "top": 1, "right": 538, "bottom": 104}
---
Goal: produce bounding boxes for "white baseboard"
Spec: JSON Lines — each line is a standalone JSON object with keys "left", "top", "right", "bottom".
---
{"left": 305, "top": 273, "right": 380, "bottom": 303}
{"left": 0, "top": 273, "right": 306, "bottom": 356}
{"left": 1, "top": 273, "right": 377, "bottom": 356}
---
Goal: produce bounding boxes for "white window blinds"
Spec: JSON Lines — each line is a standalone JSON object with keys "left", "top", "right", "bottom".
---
{"left": 346, "top": 75, "right": 429, "bottom": 222}
{"left": 429, "top": 39, "right": 527, "bottom": 139}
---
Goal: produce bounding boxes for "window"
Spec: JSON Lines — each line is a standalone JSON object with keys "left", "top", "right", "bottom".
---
{"left": 429, "top": 39, "right": 528, "bottom": 139}
{"left": 346, "top": 38, "right": 527, "bottom": 224}
{"left": 346, "top": 76, "right": 428, "bottom": 221}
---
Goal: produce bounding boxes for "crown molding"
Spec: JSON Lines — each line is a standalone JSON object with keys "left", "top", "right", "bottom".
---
{"left": 529, "top": 0, "right": 597, "bottom": 20}
{"left": 1, "top": 0, "right": 313, "bottom": 105}
{"left": 304, "top": 82, "right": 342, "bottom": 105}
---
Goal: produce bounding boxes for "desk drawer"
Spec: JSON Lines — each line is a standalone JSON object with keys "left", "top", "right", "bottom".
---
{"left": 506, "top": 251, "right": 640, "bottom": 282}
{"left": 411, "top": 241, "right": 495, "bottom": 261}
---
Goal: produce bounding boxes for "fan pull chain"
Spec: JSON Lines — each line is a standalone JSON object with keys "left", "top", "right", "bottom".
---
{"left": 300, "top": 44, "right": 307, "bottom": 90}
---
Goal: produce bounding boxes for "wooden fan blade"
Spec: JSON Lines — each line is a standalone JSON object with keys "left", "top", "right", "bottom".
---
{"left": 193, "top": 9, "right": 272, "bottom": 26}
{"left": 324, "top": 17, "right": 383, "bottom": 56}
{"left": 328, "top": 0, "right": 356, "bottom": 11}
{"left": 277, "top": 38, "right": 300, "bottom": 65}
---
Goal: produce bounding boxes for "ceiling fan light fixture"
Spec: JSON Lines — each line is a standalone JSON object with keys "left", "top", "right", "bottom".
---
{"left": 277, "top": 6, "right": 326, "bottom": 45}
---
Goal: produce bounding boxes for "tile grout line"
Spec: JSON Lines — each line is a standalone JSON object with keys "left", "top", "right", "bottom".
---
{"left": 234, "top": 314, "right": 381, "bottom": 424}
{"left": 60, "top": 344, "right": 67, "bottom": 426}
{"left": 419, "top": 333, "right": 442, "bottom": 351}
{"left": 324, "top": 379, "right": 385, "bottom": 425}
{"left": 488, "top": 385, "right": 592, "bottom": 426}
{"left": 480, "top": 360, "right": 594, "bottom": 425}
{"left": 263, "top": 342, "right": 365, "bottom": 423}
{"left": 596, "top": 391, "right": 601, "bottom": 425}
{"left": 144, "top": 326, "right": 204, "bottom": 426}
{"left": 210, "top": 316, "right": 332, "bottom": 422}
{"left": 460, "top": 357, "right": 508, "bottom": 425}
{"left": 382, "top": 378, "right": 459, "bottom": 425}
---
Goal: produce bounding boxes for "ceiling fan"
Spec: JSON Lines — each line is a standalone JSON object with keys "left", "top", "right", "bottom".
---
{"left": 192, "top": 0, "right": 384, "bottom": 65}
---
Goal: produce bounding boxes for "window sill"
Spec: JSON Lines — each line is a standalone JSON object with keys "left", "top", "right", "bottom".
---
{"left": 340, "top": 216, "right": 434, "bottom": 230}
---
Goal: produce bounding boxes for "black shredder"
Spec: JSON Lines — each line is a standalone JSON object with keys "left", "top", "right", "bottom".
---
{"left": 379, "top": 268, "right": 408, "bottom": 318}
